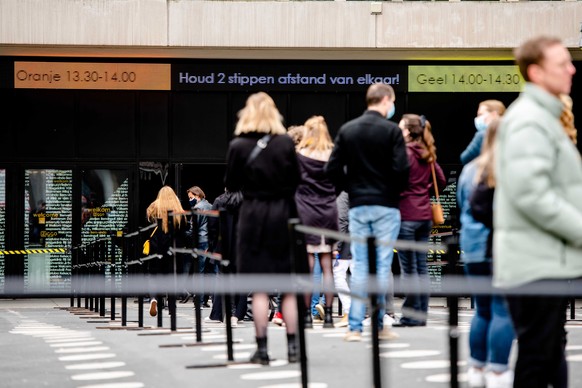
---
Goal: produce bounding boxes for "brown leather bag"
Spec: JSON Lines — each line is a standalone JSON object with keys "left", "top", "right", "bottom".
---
{"left": 430, "top": 163, "right": 445, "bottom": 225}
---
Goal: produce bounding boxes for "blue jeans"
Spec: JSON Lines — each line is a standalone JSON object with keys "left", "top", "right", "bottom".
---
{"left": 397, "top": 220, "right": 432, "bottom": 324}
{"left": 194, "top": 242, "right": 217, "bottom": 303}
{"left": 348, "top": 205, "right": 401, "bottom": 332}
{"left": 311, "top": 253, "right": 325, "bottom": 316}
{"left": 465, "top": 261, "right": 515, "bottom": 372}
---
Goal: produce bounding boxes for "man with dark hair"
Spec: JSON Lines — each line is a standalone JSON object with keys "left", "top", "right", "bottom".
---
{"left": 325, "top": 82, "right": 409, "bottom": 342}
{"left": 495, "top": 35, "right": 580, "bottom": 387}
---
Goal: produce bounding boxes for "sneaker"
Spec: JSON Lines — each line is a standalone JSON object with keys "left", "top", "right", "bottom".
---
{"left": 336, "top": 314, "right": 349, "bottom": 328}
{"left": 230, "top": 316, "right": 238, "bottom": 327}
{"left": 344, "top": 330, "right": 362, "bottom": 342}
{"left": 272, "top": 312, "right": 284, "bottom": 326}
{"left": 362, "top": 316, "right": 371, "bottom": 327}
{"left": 315, "top": 304, "right": 325, "bottom": 320}
{"left": 467, "top": 367, "right": 486, "bottom": 388}
{"left": 204, "top": 316, "right": 222, "bottom": 324}
{"left": 383, "top": 314, "right": 396, "bottom": 327}
{"left": 149, "top": 299, "right": 157, "bottom": 317}
{"left": 485, "top": 370, "right": 513, "bottom": 388}
{"left": 378, "top": 327, "right": 400, "bottom": 341}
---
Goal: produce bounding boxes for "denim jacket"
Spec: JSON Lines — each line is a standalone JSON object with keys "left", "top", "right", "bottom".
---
{"left": 457, "top": 160, "right": 490, "bottom": 263}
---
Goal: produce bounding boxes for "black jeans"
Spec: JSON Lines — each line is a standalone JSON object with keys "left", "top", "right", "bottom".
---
{"left": 507, "top": 287, "right": 568, "bottom": 388}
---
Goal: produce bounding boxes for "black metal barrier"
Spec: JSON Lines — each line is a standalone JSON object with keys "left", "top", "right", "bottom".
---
{"left": 5, "top": 215, "right": 582, "bottom": 388}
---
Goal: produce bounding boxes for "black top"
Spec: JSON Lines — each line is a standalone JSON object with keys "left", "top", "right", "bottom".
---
{"left": 224, "top": 132, "right": 301, "bottom": 274}
{"left": 325, "top": 110, "right": 410, "bottom": 208}
{"left": 295, "top": 153, "right": 338, "bottom": 246}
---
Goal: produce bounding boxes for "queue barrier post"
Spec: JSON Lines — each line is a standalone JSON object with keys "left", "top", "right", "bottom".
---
{"left": 446, "top": 235, "right": 460, "bottom": 388}
{"left": 367, "top": 236, "right": 382, "bottom": 388}
{"left": 288, "top": 218, "right": 309, "bottom": 388}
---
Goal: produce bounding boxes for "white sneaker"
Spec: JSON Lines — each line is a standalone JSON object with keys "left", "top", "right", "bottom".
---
{"left": 467, "top": 367, "right": 486, "bottom": 388}
{"left": 485, "top": 370, "right": 513, "bottom": 388}
{"left": 230, "top": 316, "right": 238, "bottom": 327}
{"left": 336, "top": 314, "right": 349, "bottom": 328}
{"left": 383, "top": 314, "right": 396, "bottom": 327}
{"left": 362, "top": 317, "right": 371, "bottom": 327}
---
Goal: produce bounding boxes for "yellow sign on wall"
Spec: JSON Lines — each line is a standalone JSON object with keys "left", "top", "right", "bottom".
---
{"left": 408, "top": 65, "right": 524, "bottom": 92}
{"left": 15, "top": 62, "right": 171, "bottom": 90}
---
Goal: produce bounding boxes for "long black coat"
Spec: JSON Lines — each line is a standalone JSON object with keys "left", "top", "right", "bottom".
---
{"left": 224, "top": 133, "right": 300, "bottom": 274}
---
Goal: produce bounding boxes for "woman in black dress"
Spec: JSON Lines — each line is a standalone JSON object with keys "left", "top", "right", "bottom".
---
{"left": 224, "top": 92, "right": 301, "bottom": 365}
{"left": 295, "top": 115, "right": 338, "bottom": 328}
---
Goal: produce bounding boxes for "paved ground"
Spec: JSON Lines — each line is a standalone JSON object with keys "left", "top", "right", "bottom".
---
{"left": 2, "top": 297, "right": 582, "bottom": 388}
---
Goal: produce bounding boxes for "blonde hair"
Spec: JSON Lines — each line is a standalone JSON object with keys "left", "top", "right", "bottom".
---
{"left": 401, "top": 114, "right": 437, "bottom": 163}
{"left": 479, "top": 100, "right": 506, "bottom": 116}
{"left": 287, "top": 125, "right": 307, "bottom": 147}
{"left": 297, "top": 116, "right": 334, "bottom": 154}
{"left": 146, "top": 185, "right": 186, "bottom": 233}
{"left": 474, "top": 118, "right": 501, "bottom": 188}
{"left": 234, "top": 92, "right": 287, "bottom": 136}
{"left": 560, "top": 94, "right": 577, "bottom": 145}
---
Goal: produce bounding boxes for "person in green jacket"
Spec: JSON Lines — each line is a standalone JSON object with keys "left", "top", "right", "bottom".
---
{"left": 494, "top": 35, "right": 579, "bottom": 388}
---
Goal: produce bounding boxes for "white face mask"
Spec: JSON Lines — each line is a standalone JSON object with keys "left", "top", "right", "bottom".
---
{"left": 386, "top": 103, "right": 396, "bottom": 119}
{"left": 474, "top": 114, "right": 488, "bottom": 132}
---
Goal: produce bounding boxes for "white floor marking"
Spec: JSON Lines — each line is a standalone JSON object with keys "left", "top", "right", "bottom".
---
{"left": 46, "top": 337, "right": 96, "bottom": 343}
{"left": 366, "top": 343, "right": 410, "bottom": 349}
{"left": 201, "top": 343, "right": 255, "bottom": 351}
{"left": 380, "top": 350, "right": 441, "bottom": 358}
{"left": 59, "top": 353, "right": 117, "bottom": 362}
{"left": 566, "top": 345, "right": 582, "bottom": 350}
{"left": 321, "top": 333, "right": 347, "bottom": 338}
{"left": 567, "top": 354, "right": 582, "bottom": 362}
{"left": 212, "top": 352, "right": 252, "bottom": 360}
{"left": 11, "top": 318, "right": 144, "bottom": 387}
{"left": 66, "top": 361, "right": 126, "bottom": 370}
{"left": 42, "top": 333, "right": 93, "bottom": 339}
{"left": 401, "top": 360, "right": 467, "bottom": 369}
{"left": 241, "top": 370, "right": 301, "bottom": 380}
{"left": 71, "top": 371, "right": 135, "bottom": 381}
{"left": 50, "top": 341, "right": 103, "bottom": 347}
{"left": 77, "top": 383, "right": 144, "bottom": 388}
{"left": 425, "top": 372, "right": 468, "bottom": 383}
{"left": 55, "top": 346, "right": 110, "bottom": 353}
{"left": 227, "top": 363, "right": 263, "bottom": 370}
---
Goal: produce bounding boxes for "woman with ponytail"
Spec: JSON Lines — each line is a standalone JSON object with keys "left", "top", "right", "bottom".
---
{"left": 393, "top": 114, "right": 446, "bottom": 327}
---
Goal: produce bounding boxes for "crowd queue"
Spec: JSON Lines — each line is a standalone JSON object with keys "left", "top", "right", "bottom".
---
{"left": 144, "top": 35, "right": 580, "bottom": 388}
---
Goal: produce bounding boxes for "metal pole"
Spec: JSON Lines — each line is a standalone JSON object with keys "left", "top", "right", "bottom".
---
{"left": 288, "top": 218, "right": 308, "bottom": 388}
{"left": 368, "top": 236, "right": 382, "bottom": 388}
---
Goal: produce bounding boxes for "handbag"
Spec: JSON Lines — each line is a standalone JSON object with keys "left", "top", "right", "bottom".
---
{"left": 142, "top": 225, "right": 158, "bottom": 255}
{"left": 430, "top": 163, "right": 445, "bottom": 225}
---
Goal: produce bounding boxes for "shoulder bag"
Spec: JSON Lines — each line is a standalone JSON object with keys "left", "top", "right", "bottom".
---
{"left": 430, "top": 163, "right": 445, "bottom": 225}
{"left": 142, "top": 225, "right": 158, "bottom": 255}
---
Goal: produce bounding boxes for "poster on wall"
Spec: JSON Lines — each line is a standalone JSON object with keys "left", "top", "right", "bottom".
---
{"left": 24, "top": 169, "right": 73, "bottom": 291}
{"left": 81, "top": 169, "right": 129, "bottom": 279}
{"left": 427, "top": 166, "right": 459, "bottom": 292}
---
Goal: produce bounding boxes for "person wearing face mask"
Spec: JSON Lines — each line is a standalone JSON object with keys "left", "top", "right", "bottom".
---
{"left": 180, "top": 186, "right": 213, "bottom": 305}
{"left": 326, "top": 83, "right": 409, "bottom": 342}
{"left": 393, "top": 114, "right": 446, "bottom": 327}
{"left": 460, "top": 100, "right": 506, "bottom": 165}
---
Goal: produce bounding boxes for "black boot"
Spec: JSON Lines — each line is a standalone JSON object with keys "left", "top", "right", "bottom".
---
{"left": 304, "top": 309, "right": 313, "bottom": 329}
{"left": 287, "top": 334, "right": 299, "bottom": 363}
{"left": 250, "top": 336, "right": 269, "bottom": 365}
{"left": 323, "top": 306, "right": 334, "bottom": 328}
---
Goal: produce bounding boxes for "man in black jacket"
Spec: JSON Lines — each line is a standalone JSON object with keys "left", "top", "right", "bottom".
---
{"left": 325, "top": 83, "right": 409, "bottom": 342}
